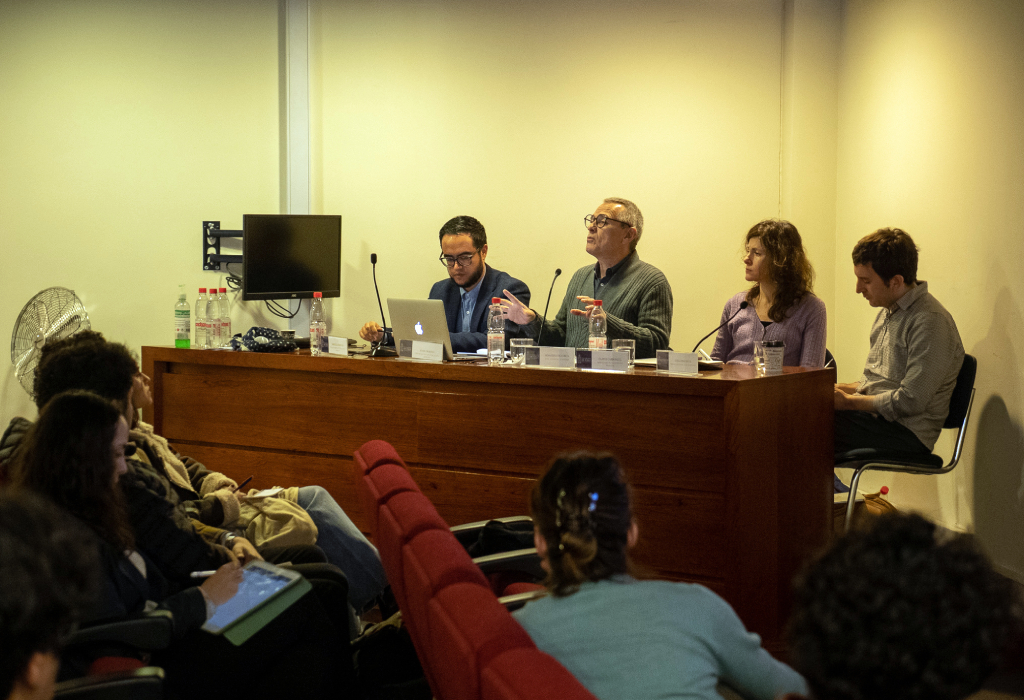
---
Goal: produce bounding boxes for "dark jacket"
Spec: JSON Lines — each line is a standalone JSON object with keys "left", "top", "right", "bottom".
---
{"left": 428, "top": 264, "right": 531, "bottom": 352}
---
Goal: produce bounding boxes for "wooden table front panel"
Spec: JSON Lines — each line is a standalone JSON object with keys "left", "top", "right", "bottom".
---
{"left": 142, "top": 346, "right": 833, "bottom": 651}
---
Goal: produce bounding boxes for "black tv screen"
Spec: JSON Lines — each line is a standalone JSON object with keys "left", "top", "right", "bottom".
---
{"left": 242, "top": 214, "right": 341, "bottom": 301}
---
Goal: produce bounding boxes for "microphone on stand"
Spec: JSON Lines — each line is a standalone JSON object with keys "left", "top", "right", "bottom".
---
{"left": 691, "top": 301, "right": 748, "bottom": 353}
{"left": 535, "top": 268, "right": 562, "bottom": 344}
{"left": 369, "top": 253, "right": 398, "bottom": 358}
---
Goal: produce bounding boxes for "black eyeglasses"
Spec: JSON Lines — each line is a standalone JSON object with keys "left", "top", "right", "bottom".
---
{"left": 584, "top": 214, "right": 629, "bottom": 229}
{"left": 439, "top": 250, "right": 479, "bottom": 268}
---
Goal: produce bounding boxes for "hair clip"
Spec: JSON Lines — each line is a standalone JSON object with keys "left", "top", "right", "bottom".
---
{"left": 588, "top": 491, "right": 598, "bottom": 512}
{"left": 555, "top": 488, "right": 566, "bottom": 527}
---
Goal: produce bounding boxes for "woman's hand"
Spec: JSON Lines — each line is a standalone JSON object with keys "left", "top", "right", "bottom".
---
{"left": 200, "top": 561, "right": 244, "bottom": 606}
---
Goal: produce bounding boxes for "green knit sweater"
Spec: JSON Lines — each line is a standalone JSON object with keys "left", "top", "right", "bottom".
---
{"left": 533, "top": 251, "right": 673, "bottom": 358}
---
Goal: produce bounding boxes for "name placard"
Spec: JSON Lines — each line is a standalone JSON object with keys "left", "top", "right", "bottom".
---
{"left": 524, "top": 346, "right": 576, "bottom": 369}
{"left": 327, "top": 336, "right": 349, "bottom": 356}
{"left": 656, "top": 350, "right": 699, "bottom": 375}
{"left": 398, "top": 339, "right": 444, "bottom": 362}
{"left": 575, "top": 349, "right": 629, "bottom": 372}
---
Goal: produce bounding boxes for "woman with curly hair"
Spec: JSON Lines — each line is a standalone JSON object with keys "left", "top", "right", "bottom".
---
{"left": 711, "top": 219, "right": 827, "bottom": 367}
{"left": 513, "top": 452, "right": 806, "bottom": 700}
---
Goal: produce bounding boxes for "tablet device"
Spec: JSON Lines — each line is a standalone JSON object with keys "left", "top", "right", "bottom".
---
{"left": 201, "top": 560, "right": 311, "bottom": 646}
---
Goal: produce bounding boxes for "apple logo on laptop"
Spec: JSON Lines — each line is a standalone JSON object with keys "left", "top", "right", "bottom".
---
{"left": 414, "top": 322, "right": 424, "bottom": 335}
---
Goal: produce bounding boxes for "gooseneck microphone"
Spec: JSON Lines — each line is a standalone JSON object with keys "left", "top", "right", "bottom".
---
{"left": 691, "top": 301, "right": 748, "bottom": 353}
{"left": 369, "top": 253, "right": 398, "bottom": 357}
{"left": 535, "top": 268, "right": 562, "bottom": 344}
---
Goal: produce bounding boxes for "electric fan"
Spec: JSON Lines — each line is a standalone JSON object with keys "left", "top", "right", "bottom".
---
{"left": 10, "top": 287, "right": 91, "bottom": 396}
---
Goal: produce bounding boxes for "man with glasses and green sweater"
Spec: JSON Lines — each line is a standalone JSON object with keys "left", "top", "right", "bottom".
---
{"left": 358, "top": 215, "right": 531, "bottom": 353}
{"left": 501, "top": 197, "right": 673, "bottom": 359}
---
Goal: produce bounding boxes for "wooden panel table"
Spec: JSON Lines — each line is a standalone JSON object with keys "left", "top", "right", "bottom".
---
{"left": 142, "top": 346, "right": 834, "bottom": 652}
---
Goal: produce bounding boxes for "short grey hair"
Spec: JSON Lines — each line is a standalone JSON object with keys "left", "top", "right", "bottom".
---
{"left": 603, "top": 197, "right": 643, "bottom": 249}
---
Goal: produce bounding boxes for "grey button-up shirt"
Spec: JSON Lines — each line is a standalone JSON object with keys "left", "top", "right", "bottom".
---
{"left": 857, "top": 281, "right": 965, "bottom": 450}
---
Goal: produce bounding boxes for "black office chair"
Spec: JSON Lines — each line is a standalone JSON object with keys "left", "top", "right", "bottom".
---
{"left": 834, "top": 354, "right": 977, "bottom": 532}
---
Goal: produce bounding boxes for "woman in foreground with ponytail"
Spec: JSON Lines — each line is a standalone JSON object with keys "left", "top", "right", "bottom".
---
{"left": 513, "top": 452, "right": 807, "bottom": 700}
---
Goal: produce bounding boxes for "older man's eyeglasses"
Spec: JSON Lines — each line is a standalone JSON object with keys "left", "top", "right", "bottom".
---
{"left": 584, "top": 214, "right": 629, "bottom": 229}
{"left": 439, "top": 251, "right": 479, "bottom": 268}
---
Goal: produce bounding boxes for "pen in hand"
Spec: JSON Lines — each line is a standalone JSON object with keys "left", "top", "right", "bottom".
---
{"left": 232, "top": 476, "right": 253, "bottom": 493}
{"left": 190, "top": 570, "right": 218, "bottom": 579}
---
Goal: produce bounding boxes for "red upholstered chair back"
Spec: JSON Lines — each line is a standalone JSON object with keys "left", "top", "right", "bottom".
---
{"left": 481, "top": 647, "right": 599, "bottom": 700}
{"left": 426, "top": 582, "right": 536, "bottom": 700}
{"left": 375, "top": 491, "right": 449, "bottom": 613}
{"left": 355, "top": 439, "right": 408, "bottom": 475}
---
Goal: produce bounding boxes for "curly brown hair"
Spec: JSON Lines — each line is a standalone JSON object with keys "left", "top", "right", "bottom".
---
{"left": 744, "top": 219, "right": 815, "bottom": 322}
{"left": 11, "top": 390, "right": 134, "bottom": 552}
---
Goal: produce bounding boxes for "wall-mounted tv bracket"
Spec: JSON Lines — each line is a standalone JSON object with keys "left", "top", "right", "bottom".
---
{"left": 202, "top": 221, "right": 243, "bottom": 271}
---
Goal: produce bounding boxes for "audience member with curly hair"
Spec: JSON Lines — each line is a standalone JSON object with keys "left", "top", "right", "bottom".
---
{"left": 785, "top": 511, "right": 1021, "bottom": 700}
{"left": 513, "top": 452, "right": 807, "bottom": 700}
{"left": 711, "top": 219, "right": 827, "bottom": 367}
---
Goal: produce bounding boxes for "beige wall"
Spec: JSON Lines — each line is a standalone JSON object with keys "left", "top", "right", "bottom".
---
{"left": 2, "top": 0, "right": 1021, "bottom": 581}
{"left": 834, "top": 0, "right": 1024, "bottom": 581}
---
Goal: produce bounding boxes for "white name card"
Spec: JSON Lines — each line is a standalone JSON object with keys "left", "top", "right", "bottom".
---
{"left": 398, "top": 339, "right": 444, "bottom": 362}
{"left": 575, "top": 349, "right": 629, "bottom": 372}
{"left": 327, "top": 336, "right": 349, "bottom": 356}
{"left": 656, "top": 350, "right": 699, "bottom": 375}
{"left": 412, "top": 340, "right": 444, "bottom": 362}
{"left": 524, "top": 346, "right": 576, "bottom": 369}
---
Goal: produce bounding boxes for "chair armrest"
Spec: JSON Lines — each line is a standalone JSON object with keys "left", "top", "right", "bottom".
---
{"left": 450, "top": 515, "right": 532, "bottom": 535}
{"left": 497, "top": 589, "right": 547, "bottom": 611}
{"left": 55, "top": 667, "right": 165, "bottom": 700}
{"left": 473, "top": 547, "right": 545, "bottom": 580}
{"left": 68, "top": 611, "right": 174, "bottom": 651}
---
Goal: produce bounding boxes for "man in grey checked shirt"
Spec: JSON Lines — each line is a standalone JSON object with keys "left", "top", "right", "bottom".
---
{"left": 834, "top": 228, "right": 965, "bottom": 457}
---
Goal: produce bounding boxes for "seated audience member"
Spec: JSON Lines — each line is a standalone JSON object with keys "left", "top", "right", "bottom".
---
{"left": 128, "top": 368, "right": 386, "bottom": 613}
{"left": 0, "top": 491, "right": 98, "bottom": 700}
{"left": 786, "top": 512, "right": 1020, "bottom": 700}
{"left": 0, "top": 330, "right": 387, "bottom": 614}
{"left": 358, "top": 215, "right": 531, "bottom": 352}
{"left": 10, "top": 390, "right": 355, "bottom": 700}
{"left": 502, "top": 198, "right": 673, "bottom": 358}
{"left": 710, "top": 219, "right": 826, "bottom": 367}
{"left": 834, "top": 228, "right": 964, "bottom": 457}
{"left": 513, "top": 452, "right": 807, "bottom": 700}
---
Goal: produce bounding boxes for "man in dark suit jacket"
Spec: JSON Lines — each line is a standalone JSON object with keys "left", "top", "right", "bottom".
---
{"left": 360, "top": 216, "right": 531, "bottom": 353}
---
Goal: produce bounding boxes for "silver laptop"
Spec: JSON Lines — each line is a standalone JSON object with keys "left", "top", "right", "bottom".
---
{"left": 387, "top": 298, "right": 457, "bottom": 361}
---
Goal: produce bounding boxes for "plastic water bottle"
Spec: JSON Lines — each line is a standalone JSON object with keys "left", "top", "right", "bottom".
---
{"left": 588, "top": 300, "right": 607, "bottom": 349}
{"left": 487, "top": 297, "right": 505, "bottom": 366}
{"left": 206, "top": 290, "right": 221, "bottom": 349}
{"left": 309, "top": 292, "right": 327, "bottom": 357}
{"left": 194, "top": 288, "right": 208, "bottom": 349}
{"left": 218, "top": 287, "right": 231, "bottom": 344}
{"left": 175, "top": 285, "right": 191, "bottom": 349}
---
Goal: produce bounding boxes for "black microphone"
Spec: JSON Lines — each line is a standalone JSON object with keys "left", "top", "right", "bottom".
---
{"left": 535, "top": 268, "right": 562, "bottom": 344}
{"left": 691, "top": 301, "right": 748, "bottom": 353}
{"left": 369, "top": 253, "right": 398, "bottom": 357}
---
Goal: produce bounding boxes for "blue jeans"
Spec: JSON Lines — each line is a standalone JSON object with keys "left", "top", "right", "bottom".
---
{"left": 295, "top": 486, "right": 387, "bottom": 612}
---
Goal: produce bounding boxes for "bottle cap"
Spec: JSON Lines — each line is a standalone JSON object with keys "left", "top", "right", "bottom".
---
{"left": 219, "top": 287, "right": 227, "bottom": 293}
{"left": 593, "top": 300, "right": 603, "bottom": 306}
{"left": 313, "top": 292, "right": 322, "bottom": 298}
{"left": 492, "top": 297, "right": 501, "bottom": 303}
{"left": 199, "top": 288, "right": 206, "bottom": 293}
{"left": 880, "top": 486, "right": 889, "bottom": 495}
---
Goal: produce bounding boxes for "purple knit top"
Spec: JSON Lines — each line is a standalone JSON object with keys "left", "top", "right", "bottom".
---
{"left": 710, "top": 291, "right": 827, "bottom": 367}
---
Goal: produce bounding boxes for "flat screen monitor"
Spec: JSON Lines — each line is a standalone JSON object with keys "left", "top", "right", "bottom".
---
{"left": 242, "top": 214, "right": 341, "bottom": 301}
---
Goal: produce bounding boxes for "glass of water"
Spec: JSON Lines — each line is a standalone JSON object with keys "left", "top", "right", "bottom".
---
{"left": 612, "top": 339, "right": 635, "bottom": 368}
{"left": 510, "top": 338, "right": 535, "bottom": 364}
